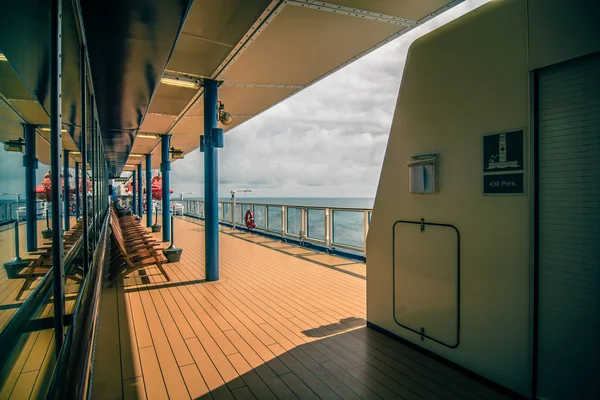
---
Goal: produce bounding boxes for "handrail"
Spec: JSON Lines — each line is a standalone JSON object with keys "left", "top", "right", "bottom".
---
{"left": 184, "top": 199, "right": 372, "bottom": 259}
{"left": 45, "top": 210, "right": 110, "bottom": 399}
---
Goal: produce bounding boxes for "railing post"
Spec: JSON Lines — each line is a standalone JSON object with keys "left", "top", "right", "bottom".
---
{"left": 282, "top": 206, "right": 286, "bottom": 239}
{"left": 325, "top": 208, "right": 331, "bottom": 252}
{"left": 329, "top": 209, "right": 334, "bottom": 251}
{"left": 264, "top": 205, "right": 268, "bottom": 232}
{"left": 363, "top": 210, "right": 370, "bottom": 257}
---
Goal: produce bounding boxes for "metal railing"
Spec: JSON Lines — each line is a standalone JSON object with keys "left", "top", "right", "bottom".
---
{"left": 183, "top": 200, "right": 372, "bottom": 258}
{"left": 0, "top": 200, "right": 49, "bottom": 226}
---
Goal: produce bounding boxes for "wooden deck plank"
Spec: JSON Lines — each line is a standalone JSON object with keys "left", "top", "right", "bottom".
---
{"left": 89, "top": 218, "right": 512, "bottom": 400}
{"left": 137, "top": 290, "right": 191, "bottom": 399}
{"left": 7, "top": 370, "right": 37, "bottom": 400}
{"left": 138, "top": 347, "right": 169, "bottom": 400}
{"left": 180, "top": 364, "right": 211, "bottom": 399}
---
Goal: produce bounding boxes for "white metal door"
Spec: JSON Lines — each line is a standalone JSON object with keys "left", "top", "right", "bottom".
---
{"left": 537, "top": 52, "right": 600, "bottom": 400}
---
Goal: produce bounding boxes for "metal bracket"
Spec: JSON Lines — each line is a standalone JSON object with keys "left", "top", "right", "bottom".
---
{"left": 420, "top": 218, "right": 425, "bottom": 232}
{"left": 420, "top": 327, "right": 426, "bottom": 341}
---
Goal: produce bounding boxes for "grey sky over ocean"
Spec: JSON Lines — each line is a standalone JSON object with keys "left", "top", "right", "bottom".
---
{"left": 0, "top": 0, "right": 488, "bottom": 200}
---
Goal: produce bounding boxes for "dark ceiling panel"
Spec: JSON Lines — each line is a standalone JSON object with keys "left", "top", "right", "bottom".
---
{"left": 81, "top": 0, "right": 193, "bottom": 176}
{"left": 0, "top": 0, "right": 82, "bottom": 149}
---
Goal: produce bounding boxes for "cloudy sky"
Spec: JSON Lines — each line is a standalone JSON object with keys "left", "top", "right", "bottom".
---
{"left": 0, "top": 0, "right": 488, "bottom": 201}
{"left": 170, "top": 0, "right": 489, "bottom": 199}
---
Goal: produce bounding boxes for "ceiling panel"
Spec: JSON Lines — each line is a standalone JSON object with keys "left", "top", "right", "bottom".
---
{"left": 147, "top": 84, "right": 197, "bottom": 116}
{"left": 0, "top": 99, "right": 24, "bottom": 141}
{"left": 171, "top": 117, "right": 203, "bottom": 135}
{"left": 220, "top": 5, "right": 404, "bottom": 85}
{"left": 9, "top": 99, "right": 49, "bottom": 125}
{"left": 139, "top": 113, "right": 179, "bottom": 133}
{"left": 166, "top": 0, "right": 273, "bottom": 76}
{"left": 326, "top": 0, "right": 453, "bottom": 21}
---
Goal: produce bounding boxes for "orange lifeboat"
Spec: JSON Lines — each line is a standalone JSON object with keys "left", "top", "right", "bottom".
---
{"left": 150, "top": 175, "right": 174, "bottom": 201}
{"left": 35, "top": 172, "right": 53, "bottom": 201}
{"left": 35, "top": 172, "right": 90, "bottom": 201}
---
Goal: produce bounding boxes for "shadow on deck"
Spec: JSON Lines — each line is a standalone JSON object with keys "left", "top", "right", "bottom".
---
{"left": 91, "top": 217, "right": 511, "bottom": 400}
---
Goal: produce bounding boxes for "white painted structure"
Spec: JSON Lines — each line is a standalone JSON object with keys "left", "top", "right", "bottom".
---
{"left": 367, "top": 1, "right": 600, "bottom": 399}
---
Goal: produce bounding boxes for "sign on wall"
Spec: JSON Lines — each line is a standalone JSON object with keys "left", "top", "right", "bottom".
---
{"left": 482, "top": 130, "right": 524, "bottom": 195}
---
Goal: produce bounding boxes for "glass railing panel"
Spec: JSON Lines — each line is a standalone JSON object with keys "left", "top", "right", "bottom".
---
{"left": 267, "top": 206, "right": 282, "bottom": 232}
{"left": 286, "top": 207, "right": 301, "bottom": 236}
{"left": 218, "top": 203, "right": 223, "bottom": 220}
{"left": 223, "top": 203, "right": 232, "bottom": 222}
{"left": 307, "top": 209, "right": 325, "bottom": 241}
{"left": 332, "top": 210, "right": 365, "bottom": 249}
{"left": 254, "top": 206, "right": 265, "bottom": 229}
{"left": 235, "top": 204, "right": 242, "bottom": 225}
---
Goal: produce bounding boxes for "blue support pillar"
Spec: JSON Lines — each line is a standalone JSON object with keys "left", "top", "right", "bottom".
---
{"left": 203, "top": 79, "right": 219, "bottom": 281}
{"left": 146, "top": 154, "right": 152, "bottom": 227}
{"left": 24, "top": 124, "right": 37, "bottom": 251}
{"left": 50, "top": 0, "right": 65, "bottom": 353}
{"left": 63, "top": 149, "right": 70, "bottom": 231}
{"left": 74, "top": 161, "right": 80, "bottom": 219}
{"left": 132, "top": 172, "right": 137, "bottom": 215}
{"left": 161, "top": 135, "right": 171, "bottom": 242}
{"left": 137, "top": 163, "right": 143, "bottom": 220}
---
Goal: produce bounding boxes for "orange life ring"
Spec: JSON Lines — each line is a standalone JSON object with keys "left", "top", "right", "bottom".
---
{"left": 244, "top": 210, "right": 256, "bottom": 230}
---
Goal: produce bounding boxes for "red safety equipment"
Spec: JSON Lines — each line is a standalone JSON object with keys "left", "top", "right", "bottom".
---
{"left": 245, "top": 210, "right": 256, "bottom": 230}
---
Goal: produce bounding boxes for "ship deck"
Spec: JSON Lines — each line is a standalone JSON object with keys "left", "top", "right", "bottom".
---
{"left": 88, "top": 217, "right": 509, "bottom": 400}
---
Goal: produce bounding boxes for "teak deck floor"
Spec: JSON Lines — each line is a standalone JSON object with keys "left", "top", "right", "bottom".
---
{"left": 91, "top": 217, "right": 510, "bottom": 400}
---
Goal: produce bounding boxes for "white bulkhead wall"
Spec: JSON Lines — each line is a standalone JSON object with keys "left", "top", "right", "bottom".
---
{"left": 367, "top": 0, "right": 599, "bottom": 397}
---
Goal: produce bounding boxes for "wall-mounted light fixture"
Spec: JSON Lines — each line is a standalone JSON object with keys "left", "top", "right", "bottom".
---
{"left": 170, "top": 147, "right": 184, "bottom": 160}
{"left": 0, "top": 53, "right": 7, "bottom": 62}
{"left": 218, "top": 101, "right": 233, "bottom": 125}
{"left": 4, "top": 138, "right": 24, "bottom": 152}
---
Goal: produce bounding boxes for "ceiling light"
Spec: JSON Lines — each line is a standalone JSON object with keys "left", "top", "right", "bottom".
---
{"left": 40, "top": 127, "right": 68, "bottom": 133}
{"left": 71, "top": 151, "right": 81, "bottom": 155}
{"left": 129, "top": 153, "right": 143, "bottom": 157}
{"left": 137, "top": 134, "right": 158, "bottom": 139}
{"left": 160, "top": 76, "right": 200, "bottom": 89}
{"left": 0, "top": 53, "right": 7, "bottom": 62}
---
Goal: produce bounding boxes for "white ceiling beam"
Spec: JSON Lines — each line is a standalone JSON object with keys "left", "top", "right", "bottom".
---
{"left": 179, "top": 32, "right": 234, "bottom": 48}
{"left": 284, "top": 0, "right": 416, "bottom": 26}
{"left": 222, "top": 82, "right": 304, "bottom": 89}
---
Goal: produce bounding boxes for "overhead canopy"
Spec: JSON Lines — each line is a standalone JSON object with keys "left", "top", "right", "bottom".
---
{"left": 0, "top": 0, "right": 465, "bottom": 176}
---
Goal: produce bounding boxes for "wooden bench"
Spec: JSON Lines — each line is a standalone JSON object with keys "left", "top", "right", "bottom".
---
{"left": 15, "top": 220, "right": 84, "bottom": 300}
{"left": 108, "top": 205, "right": 169, "bottom": 284}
